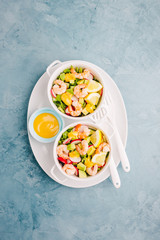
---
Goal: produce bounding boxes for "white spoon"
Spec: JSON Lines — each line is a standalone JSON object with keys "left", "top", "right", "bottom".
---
{"left": 109, "top": 156, "right": 121, "bottom": 188}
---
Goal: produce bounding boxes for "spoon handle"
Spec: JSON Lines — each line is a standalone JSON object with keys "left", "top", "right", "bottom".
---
{"left": 109, "top": 157, "right": 121, "bottom": 188}
{"left": 114, "top": 127, "right": 130, "bottom": 172}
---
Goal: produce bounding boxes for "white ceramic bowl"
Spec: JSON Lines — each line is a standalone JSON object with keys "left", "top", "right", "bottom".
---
{"left": 47, "top": 60, "right": 105, "bottom": 120}
{"left": 53, "top": 122, "right": 112, "bottom": 182}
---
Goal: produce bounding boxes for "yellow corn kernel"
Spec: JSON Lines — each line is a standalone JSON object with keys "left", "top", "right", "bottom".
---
{"left": 69, "top": 150, "right": 80, "bottom": 158}
{"left": 65, "top": 73, "right": 76, "bottom": 82}
{"left": 61, "top": 92, "right": 73, "bottom": 106}
{"left": 85, "top": 158, "right": 94, "bottom": 168}
{"left": 85, "top": 103, "right": 95, "bottom": 113}
{"left": 82, "top": 108, "right": 89, "bottom": 115}
{"left": 68, "top": 131, "right": 78, "bottom": 139}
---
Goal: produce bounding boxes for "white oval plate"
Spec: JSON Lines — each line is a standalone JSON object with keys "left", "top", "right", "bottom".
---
{"left": 27, "top": 60, "right": 128, "bottom": 188}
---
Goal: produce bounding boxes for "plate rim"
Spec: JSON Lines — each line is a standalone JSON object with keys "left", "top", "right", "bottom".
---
{"left": 27, "top": 60, "right": 128, "bottom": 188}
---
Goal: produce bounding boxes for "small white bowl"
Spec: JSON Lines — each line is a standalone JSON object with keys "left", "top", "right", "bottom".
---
{"left": 53, "top": 122, "right": 112, "bottom": 182}
{"left": 28, "top": 108, "right": 64, "bottom": 143}
{"left": 47, "top": 60, "right": 105, "bottom": 120}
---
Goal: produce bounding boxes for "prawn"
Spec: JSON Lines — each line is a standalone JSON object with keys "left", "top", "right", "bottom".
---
{"left": 52, "top": 80, "right": 67, "bottom": 95}
{"left": 74, "top": 84, "right": 88, "bottom": 98}
{"left": 86, "top": 164, "right": 98, "bottom": 176}
{"left": 76, "top": 140, "right": 88, "bottom": 156}
{"left": 62, "top": 164, "right": 76, "bottom": 175}
{"left": 68, "top": 100, "right": 82, "bottom": 117}
{"left": 75, "top": 124, "right": 90, "bottom": 139}
{"left": 72, "top": 95, "right": 78, "bottom": 102}
{"left": 56, "top": 145, "right": 69, "bottom": 159}
{"left": 71, "top": 67, "right": 90, "bottom": 79}
{"left": 96, "top": 142, "right": 111, "bottom": 154}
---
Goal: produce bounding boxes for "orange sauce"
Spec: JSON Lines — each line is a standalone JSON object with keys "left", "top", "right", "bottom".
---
{"left": 34, "top": 113, "right": 59, "bottom": 138}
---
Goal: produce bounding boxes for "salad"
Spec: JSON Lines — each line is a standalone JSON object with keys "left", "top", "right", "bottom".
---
{"left": 51, "top": 66, "right": 103, "bottom": 117}
{"left": 56, "top": 124, "right": 111, "bottom": 178}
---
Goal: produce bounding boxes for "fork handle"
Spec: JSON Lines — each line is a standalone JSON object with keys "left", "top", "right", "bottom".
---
{"left": 114, "top": 127, "right": 130, "bottom": 172}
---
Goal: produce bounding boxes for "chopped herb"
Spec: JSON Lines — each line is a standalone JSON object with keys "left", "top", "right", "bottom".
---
{"left": 67, "top": 127, "right": 73, "bottom": 133}
{"left": 53, "top": 101, "right": 61, "bottom": 107}
{"left": 70, "top": 81, "right": 76, "bottom": 86}
{"left": 82, "top": 101, "right": 87, "bottom": 108}
{"left": 58, "top": 106, "right": 65, "bottom": 113}
{"left": 67, "top": 88, "right": 74, "bottom": 94}
{"left": 70, "top": 79, "right": 80, "bottom": 86}
{"left": 55, "top": 94, "right": 61, "bottom": 102}
{"left": 62, "top": 131, "right": 68, "bottom": 139}
{"left": 79, "top": 67, "right": 82, "bottom": 73}
{"left": 58, "top": 140, "right": 62, "bottom": 145}
{"left": 81, "top": 155, "right": 87, "bottom": 161}
{"left": 63, "top": 68, "right": 71, "bottom": 73}
{"left": 60, "top": 101, "right": 67, "bottom": 111}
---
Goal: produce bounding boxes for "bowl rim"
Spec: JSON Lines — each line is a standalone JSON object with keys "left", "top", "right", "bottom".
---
{"left": 53, "top": 121, "right": 112, "bottom": 181}
{"left": 47, "top": 60, "right": 105, "bottom": 120}
{"left": 28, "top": 107, "right": 64, "bottom": 143}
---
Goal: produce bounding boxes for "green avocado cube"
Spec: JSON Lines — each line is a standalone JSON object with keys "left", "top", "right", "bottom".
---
{"left": 79, "top": 170, "right": 87, "bottom": 178}
{"left": 60, "top": 73, "right": 65, "bottom": 81}
{"left": 66, "top": 88, "right": 74, "bottom": 94}
{"left": 67, "top": 143, "right": 76, "bottom": 151}
{"left": 77, "top": 162, "right": 86, "bottom": 171}
{"left": 84, "top": 136, "right": 91, "bottom": 143}
{"left": 56, "top": 94, "right": 61, "bottom": 102}
{"left": 87, "top": 146, "right": 96, "bottom": 156}
{"left": 77, "top": 80, "right": 85, "bottom": 85}
{"left": 79, "top": 98, "right": 84, "bottom": 105}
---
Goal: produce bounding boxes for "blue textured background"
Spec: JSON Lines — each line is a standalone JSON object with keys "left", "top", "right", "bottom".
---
{"left": 0, "top": 0, "right": 160, "bottom": 239}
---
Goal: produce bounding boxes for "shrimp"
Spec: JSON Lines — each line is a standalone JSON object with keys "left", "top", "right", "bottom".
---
{"left": 76, "top": 140, "right": 88, "bottom": 156}
{"left": 71, "top": 67, "right": 90, "bottom": 79}
{"left": 86, "top": 164, "right": 98, "bottom": 176}
{"left": 74, "top": 84, "right": 88, "bottom": 98}
{"left": 52, "top": 80, "right": 67, "bottom": 94}
{"left": 75, "top": 124, "right": 90, "bottom": 139}
{"left": 68, "top": 100, "right": 82, "bottom": 117}
{"left": 96, "top": 142, "right": 111, "bottom": 154}
{"left": 72, "top": 95, "right": 78, "bottom": 102}
{"left": 62, "top": 164, "right": 76, "bottom": 175}
{"left": 56, "top": 145, "right": 69, "bottom": 159}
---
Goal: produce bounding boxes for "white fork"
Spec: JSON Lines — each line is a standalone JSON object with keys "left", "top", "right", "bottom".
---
{"left": 105, "top": 92, "right": 130, "bottom": 172}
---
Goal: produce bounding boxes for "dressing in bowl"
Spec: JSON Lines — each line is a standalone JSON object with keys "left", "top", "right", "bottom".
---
{"left": 28, "top": 108, "right": 63, "bottom": 143}
{"left": 33, "top": 112, "right": 59, "bottom": 138}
